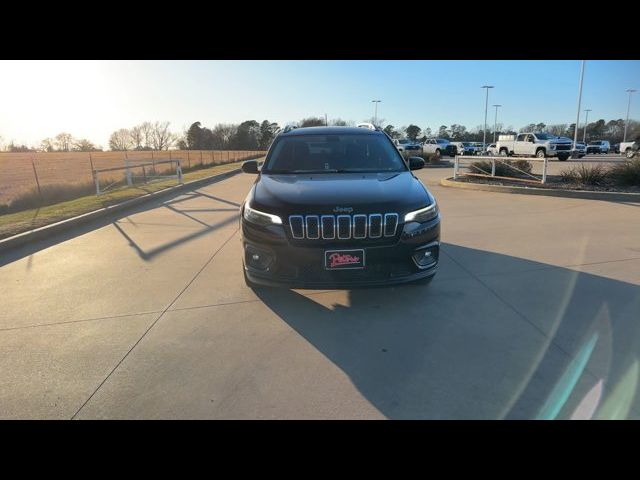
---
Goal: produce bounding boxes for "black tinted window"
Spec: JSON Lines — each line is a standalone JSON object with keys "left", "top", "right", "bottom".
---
{"left": 264, "top": 134, "right": 407, "bottom": 174}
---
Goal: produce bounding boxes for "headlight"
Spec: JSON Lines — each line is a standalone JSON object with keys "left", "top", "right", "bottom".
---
{"left": 404, "top": 202, "right": 438, "bottom": 223}
{"left": 243, "top": 204, "right": 282, "bottom": 226}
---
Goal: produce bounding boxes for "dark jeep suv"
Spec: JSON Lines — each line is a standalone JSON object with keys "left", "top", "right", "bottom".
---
{"left": 240, "top": 126, "right": 441, "bottom": 289}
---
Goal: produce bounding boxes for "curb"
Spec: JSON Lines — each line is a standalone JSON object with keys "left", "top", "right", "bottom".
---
{"left": 439, "top": 177, "right": 640, "bottom": 202}
{"left": 0, "top": 167, "right": 242, "bottom": 255}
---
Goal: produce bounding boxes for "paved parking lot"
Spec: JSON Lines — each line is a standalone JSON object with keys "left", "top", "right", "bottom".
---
{"left": 1, "top": 160, "right": 639, "bottom": 419}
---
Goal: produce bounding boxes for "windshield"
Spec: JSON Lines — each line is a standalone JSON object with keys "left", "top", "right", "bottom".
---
{"left": 534, "top": 133, "right": 555, "bottom": 140}
{"left": 263, "top": 134, "right": 408, "bottom": 174}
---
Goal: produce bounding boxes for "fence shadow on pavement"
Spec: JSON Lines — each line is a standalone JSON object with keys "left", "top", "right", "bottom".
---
{"left": 255, "top": 243, "right": 640, "bottom": 419}
{"left": 0, "top": 185, "right": 241, "bottom": 268}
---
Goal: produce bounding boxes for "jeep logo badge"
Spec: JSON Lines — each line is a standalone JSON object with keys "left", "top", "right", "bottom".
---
{"left": 333, "top": 206, "right": 353, "bottom": 213}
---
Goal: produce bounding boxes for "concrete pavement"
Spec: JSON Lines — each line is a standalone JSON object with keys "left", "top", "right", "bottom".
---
{"left": 1, "top": 165, "right": 639, "bottom": 419}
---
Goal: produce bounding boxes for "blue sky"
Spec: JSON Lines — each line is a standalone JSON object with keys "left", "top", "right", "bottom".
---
{"left": 1, "top": 60, "right": 638, "bottom": 147}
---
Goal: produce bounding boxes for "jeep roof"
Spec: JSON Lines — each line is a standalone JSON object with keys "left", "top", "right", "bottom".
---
{"left": 279, "top": 126, "right": 382, "bottom": 137}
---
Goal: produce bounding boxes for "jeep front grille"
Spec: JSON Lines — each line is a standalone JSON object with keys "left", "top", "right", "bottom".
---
{"left": 288, "top": 213, "right": 399, "bottom": 240}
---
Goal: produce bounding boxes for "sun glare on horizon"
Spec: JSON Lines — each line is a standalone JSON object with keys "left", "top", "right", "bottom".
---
{"left": 0, "top": 60, "right": 122, "bottom": 147}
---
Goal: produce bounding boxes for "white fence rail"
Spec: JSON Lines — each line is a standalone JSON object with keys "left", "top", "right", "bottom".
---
{"left": 92, "top": 158, "right": 183, "bottom": 195}
{"left": 453, "top": 155, "right": 549, "bottom": 185}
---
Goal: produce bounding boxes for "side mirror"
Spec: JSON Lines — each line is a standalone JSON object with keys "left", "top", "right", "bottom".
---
{"left": 409, "top": 157, "right": 425, "bottom": 170}
{"left": 242, "top": 159, "right": 259, "bottom": 174}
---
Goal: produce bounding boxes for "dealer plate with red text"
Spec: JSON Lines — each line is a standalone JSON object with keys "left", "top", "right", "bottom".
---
{"left": 324, "top": 249, "right": 366, "bottom": 270}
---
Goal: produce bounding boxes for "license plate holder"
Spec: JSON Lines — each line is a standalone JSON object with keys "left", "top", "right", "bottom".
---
{"left": 324, "top": 249, "right": 365, "bottom": 270}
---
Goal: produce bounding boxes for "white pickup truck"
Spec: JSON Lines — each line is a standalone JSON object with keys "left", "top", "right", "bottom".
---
{"left": 496, "top": 132, "right": 573, "bottom": 161}
{"left": 620, "top": 141, "right": 637, "bottom": 157}
{"left": 422, "top": 138, "right": 450, "bottom": 156}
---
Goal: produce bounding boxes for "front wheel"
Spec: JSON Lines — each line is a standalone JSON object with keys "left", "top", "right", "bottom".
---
{"left": 558, "top": 154, "right": 569, "bottom": 161}
{"left": 536, "top": 149, "right": 546, "bottom": 158}
{"left": 627, "top": 149, "right": 636, "bottom": 159}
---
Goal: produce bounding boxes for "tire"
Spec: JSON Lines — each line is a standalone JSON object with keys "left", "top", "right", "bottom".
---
{"left": 499, "top": 148, "right": 508, "bottom": 156}
{"left": 626, "top": 149, "right": 635, "bottom": 159}
{"left": 536, "top": 148, "right": 546, "bottom": 158}
{"left": 558, "top": 154, "right": 569, "bottom": 161}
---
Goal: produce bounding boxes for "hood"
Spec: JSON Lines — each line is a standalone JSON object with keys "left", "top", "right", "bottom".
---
{"left": 251, "top": 171, "right": 431, "bottom": 216}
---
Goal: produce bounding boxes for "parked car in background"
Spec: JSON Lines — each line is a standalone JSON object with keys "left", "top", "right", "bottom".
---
{"left": 611, "top": 143, "right": 620, "bottom": 154}
{"left": 451, "top": 142, "right": 476, "bottom": 156}
{"left": 624, "top": 139, "right": 640, "bottom": 158}
{"left": 422, "top": 138, "right": 450, "bottom": 156}
{"left": 586, "top": 140, "right": 610, "bottom": 154}
{"left": 472, "top": 143, "right": 485, "bottom": 154}
{"left": 394, "top": 138, "right": 422, "bottom": 155}
{"left": 444, "top": 143, "right": 457, "bottom": 157}
{"left": 619, "top": 140, "right": 636, "bottom": 156}
{"left": 487, "top": 143, "right": 499, "bottom": 155}
{"left": 496, "top": 132, "right": 573, "bottom": 160}
{"left": 574, "top": 142, "right": 586, "bottom": 158}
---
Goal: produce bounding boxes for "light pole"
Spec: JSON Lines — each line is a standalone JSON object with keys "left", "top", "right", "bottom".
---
{"left": 572, "top": 60, "right": 586, "bottom": 154}
{"left": 623, "top": 89, "right": 637, "bottom": 143}
{"left": 492, "top": 104, "right": 502, "bottom": 144}
{"left": 582, "top": 109, "right": 591, "bottom": 144}
{"left": 372, "top": 100, "right": 381, "bottom": 126}
{"left": 482, "top": 86, "right": 494, "bottom": 150}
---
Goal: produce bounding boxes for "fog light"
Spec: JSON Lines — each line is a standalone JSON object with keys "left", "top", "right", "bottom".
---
{"left": 245, "top": 244, "right": 274, "bottom": 270}
{"left": 412, "top": 245, "right": 438, "bottom": 269}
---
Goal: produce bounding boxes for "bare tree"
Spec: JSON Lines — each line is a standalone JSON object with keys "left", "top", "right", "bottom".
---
{"left": 54, "top": 132, "right": 73, "bottom": 152}
{"left": 548, "top": 124, "right": 568, "bottom": 137}
{"left": 109, "top": 129, "right": 132, "bottom": 151}
{"left": 212, "top": 123, "right": 238, "bottom": 149}
{"left": 299, "top": 117, "right": 326, "bottom": 127}
{"left": 140, "top": 121, "right": 154, "bottom": 149}
{"left": 363, "top": 117, "right": 386, "bottom": 128}
{"left": 40, "top": 138, "right": 55, "bottom": 152}
{"left": 150, "top": 121, "right": 176, "bottom": 150}
{"left": 329, "top": 118, "right": 354, "bottom": 126}
{"left": 129, "top": 125, "right": 144, "bottom": 150}
{"left": 73, "top": 138, "right": 100, "bottom": 151}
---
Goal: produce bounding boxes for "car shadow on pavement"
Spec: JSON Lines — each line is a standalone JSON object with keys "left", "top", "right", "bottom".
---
{"left": 255, "top": 244, "right": 640, "bottom": 419}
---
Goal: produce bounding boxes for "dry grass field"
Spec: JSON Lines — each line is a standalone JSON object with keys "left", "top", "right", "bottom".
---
{"left": 0, "top": 150, "right": 265, "bottom": 205}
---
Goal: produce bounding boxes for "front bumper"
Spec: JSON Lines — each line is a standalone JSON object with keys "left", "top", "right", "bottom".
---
{"left": 241, "top": 216, "right": 441, "bottom": 289}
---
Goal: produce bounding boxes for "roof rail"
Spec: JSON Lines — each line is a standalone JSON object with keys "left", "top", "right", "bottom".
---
{"left": 356, "top": 122, "right": 376, "bottom": 130}
{"left": 281, "top": 124, "right": 299, "bottom": 134}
